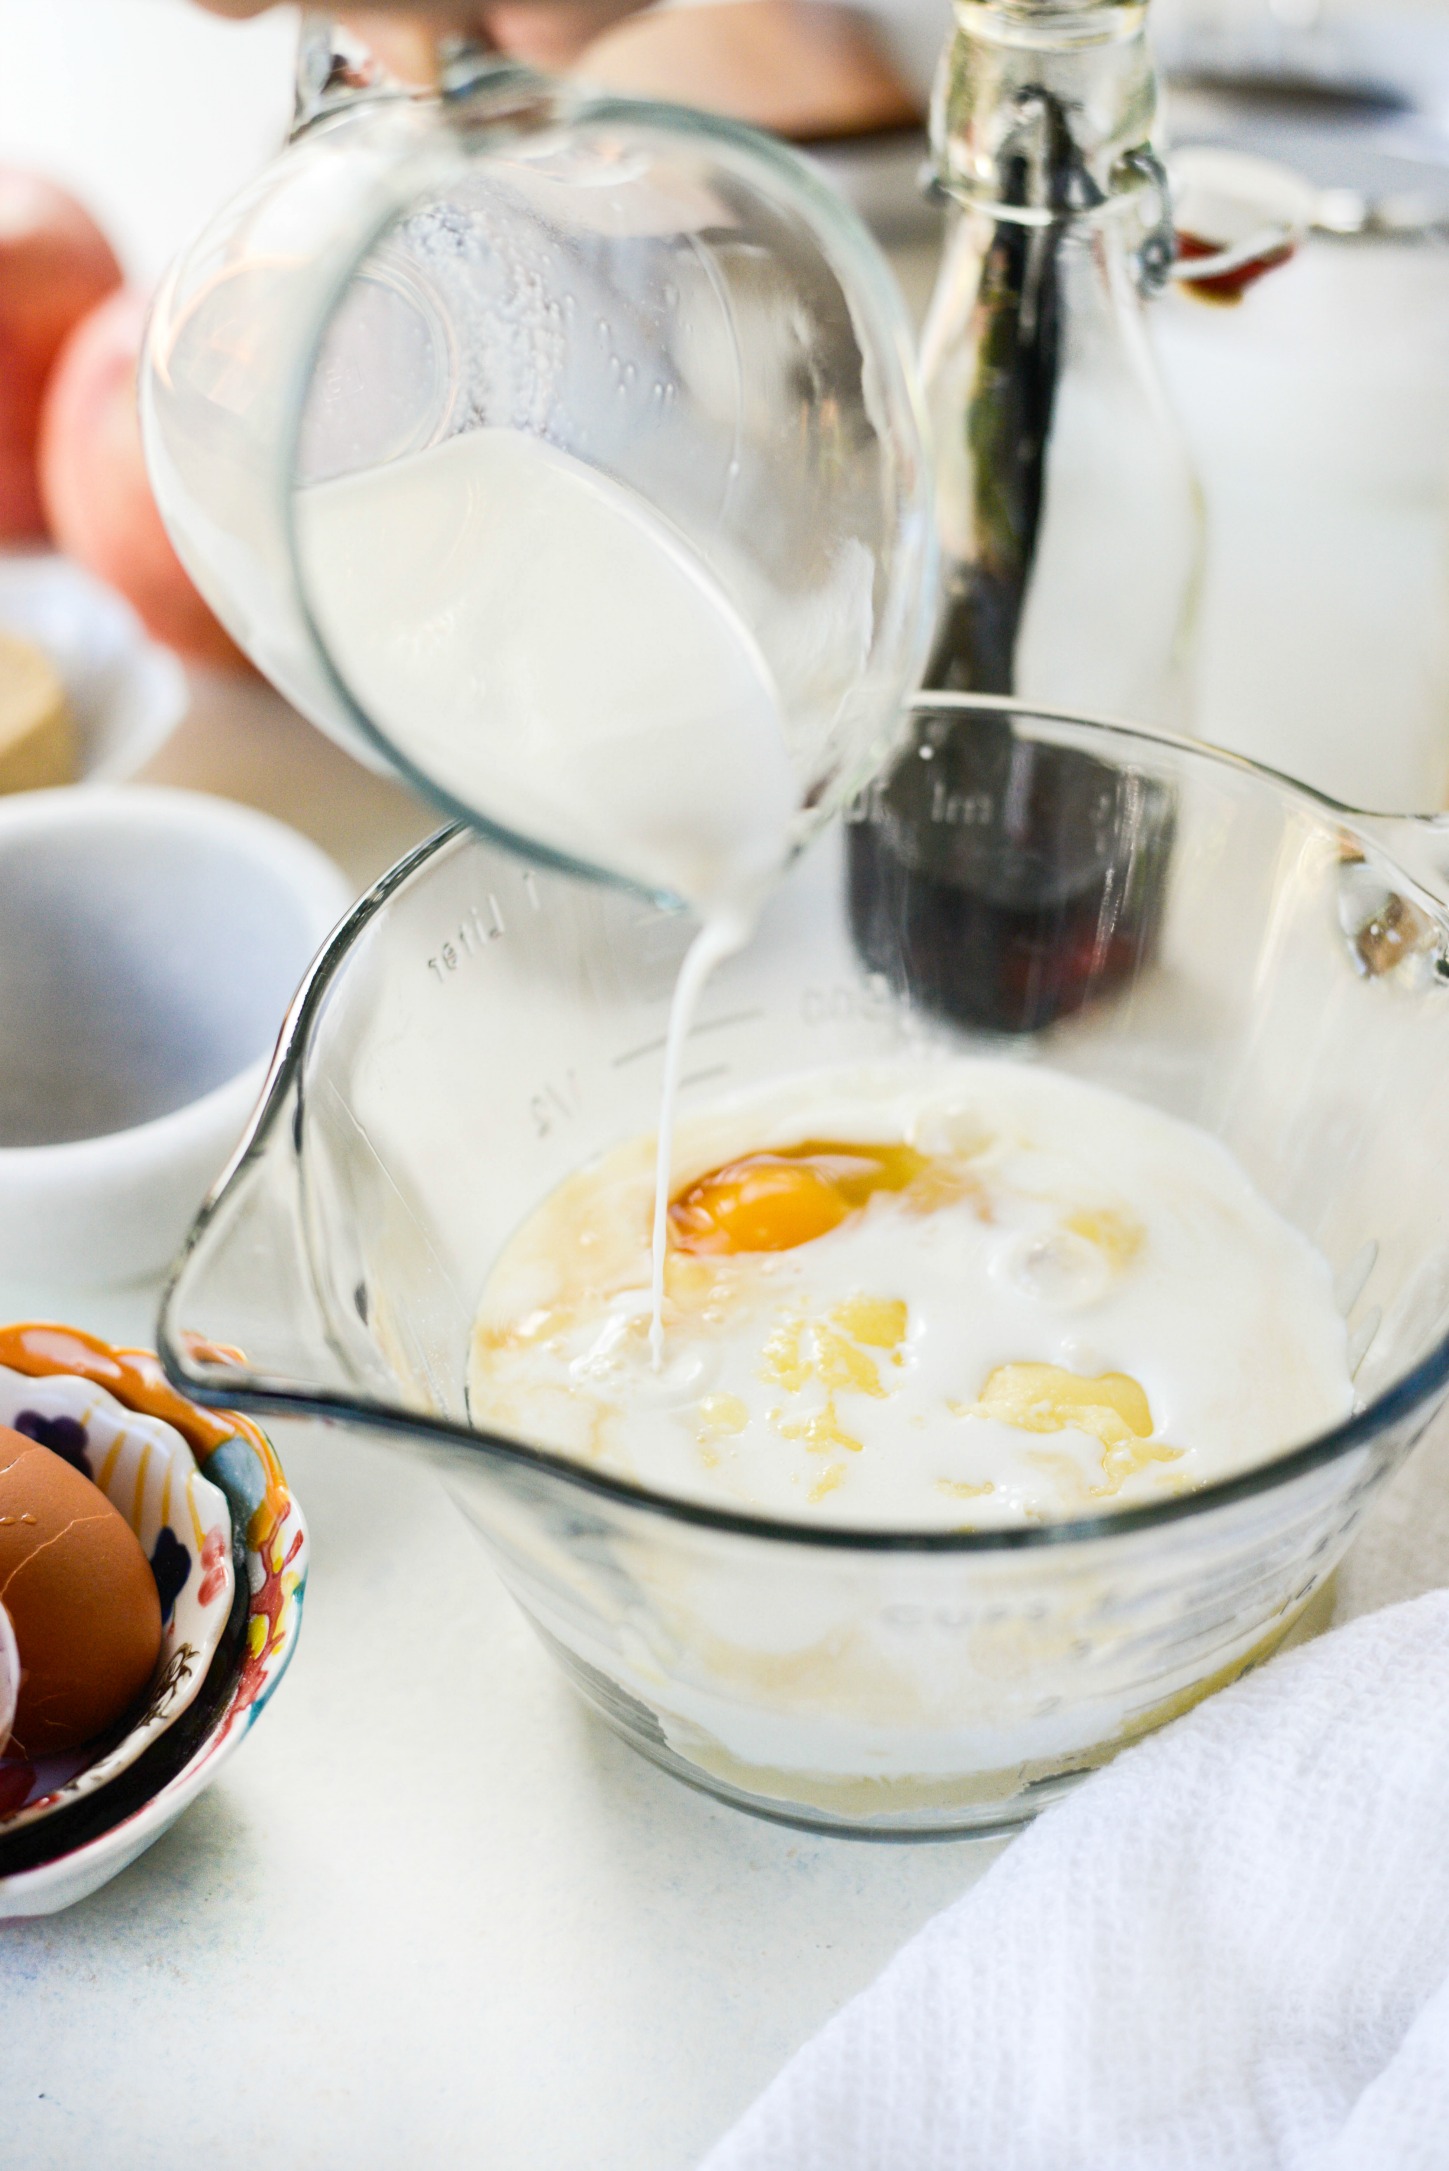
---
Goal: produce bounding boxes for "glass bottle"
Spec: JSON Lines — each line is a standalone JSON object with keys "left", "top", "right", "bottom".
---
{"left": 920, "top": 0, "right": 1201, "bottom": 723}
{"left": 847, "top": 0, "right": 1196, "bottom": 1037}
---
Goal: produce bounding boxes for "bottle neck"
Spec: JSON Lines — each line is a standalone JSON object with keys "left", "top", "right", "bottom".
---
{"left": 929, "top": 0, "right": 1160, "bottom": 219}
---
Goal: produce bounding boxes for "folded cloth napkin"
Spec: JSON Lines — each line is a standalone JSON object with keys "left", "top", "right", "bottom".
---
{"left": 702, "top": 1589, "right": 1449, "bottom": 2171}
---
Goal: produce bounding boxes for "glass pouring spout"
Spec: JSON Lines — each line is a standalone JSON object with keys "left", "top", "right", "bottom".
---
{"left": 140, "top": 20, "right": 935, "bottom": 904}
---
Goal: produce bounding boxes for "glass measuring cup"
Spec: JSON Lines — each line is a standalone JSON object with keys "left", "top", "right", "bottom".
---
{"left": 140, "top": 33, "right": 934, "bottom": 898}
{"left": 161, "top": 698, "right": 1449, "bottom": 1835}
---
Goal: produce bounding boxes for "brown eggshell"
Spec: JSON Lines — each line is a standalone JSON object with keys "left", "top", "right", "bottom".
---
{"left": 0, "top": 167, "right": 122, "bottom": 539}
{"left": 0, "top": 1425, "right": 162, "bottom": 1759}
{"left": 37, "top": 288, "right": 249, "bottom": 670}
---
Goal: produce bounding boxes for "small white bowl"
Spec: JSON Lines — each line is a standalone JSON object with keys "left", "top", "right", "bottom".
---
{"left": 0, "top": 787, "right": 351, "bottom": 1284}
{"left": 0, "top": 552, "right": 189, "bottom": 784}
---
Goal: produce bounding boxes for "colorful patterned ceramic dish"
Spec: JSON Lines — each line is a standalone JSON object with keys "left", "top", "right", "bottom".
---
{"left": 0, "top": 1360, "right": 235, "bottom": 1832}
{"left": 0, "top": 1324, "right": 307, "bottom": 1917}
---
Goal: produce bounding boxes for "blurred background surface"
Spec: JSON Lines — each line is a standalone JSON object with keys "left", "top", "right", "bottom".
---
{"left": 4, "top": 0, "right": 1448, "bottom": 817}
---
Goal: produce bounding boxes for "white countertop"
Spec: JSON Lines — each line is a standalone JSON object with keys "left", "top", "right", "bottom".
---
{"left": 7, "top": 1196, "right": 1448, "bottom": 2171}
{"left": 3, "top": 10, "right": 1449, "bottom": 2166}
{"left": 3, "top": 1289, "right": 1008, "bottom": 2170}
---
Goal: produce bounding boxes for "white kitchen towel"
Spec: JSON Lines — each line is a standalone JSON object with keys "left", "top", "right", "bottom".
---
{"left": 702, "top": 1589, "right": 1449, "bottom": 2171}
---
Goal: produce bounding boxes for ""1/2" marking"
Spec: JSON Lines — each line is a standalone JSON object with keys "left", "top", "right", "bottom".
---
{"left": 530, "top": 1068, "right": 581, "bottom": 1138}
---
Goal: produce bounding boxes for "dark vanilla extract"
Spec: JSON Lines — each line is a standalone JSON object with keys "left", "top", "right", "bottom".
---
{"left": 847, "top": 707, "right": 1175, "bottom": 1035}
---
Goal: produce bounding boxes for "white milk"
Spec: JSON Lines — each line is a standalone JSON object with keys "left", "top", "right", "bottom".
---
{"left": 470, "top": 1059, "right": 1355, "bottom": 1532}
{"left": 470, "top": 1057, "right": 1356, "bottom": 1791}
{"left": 295, "top": 430, "right": 798, "bottom": 911}
{"left": 297, "top": 429, "right": 800, "bottom": 1354}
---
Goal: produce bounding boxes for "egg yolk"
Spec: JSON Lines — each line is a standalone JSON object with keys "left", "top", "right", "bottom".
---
{"left": 971, "top": 1363, "right": 1154, "bottom": 1450}
{"left": 669, "top": 1140, "right": 927, "bottom": 1256}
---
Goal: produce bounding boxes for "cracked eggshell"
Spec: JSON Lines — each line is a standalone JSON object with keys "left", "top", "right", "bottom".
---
{"left": 0, "top": 1427, "right": 161, "bottom": 1757}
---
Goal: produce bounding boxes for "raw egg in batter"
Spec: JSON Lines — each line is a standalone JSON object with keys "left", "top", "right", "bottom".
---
{"left": 669, "top": 1141, "right": 926, "bottom": 1256}
{"left": 468, "top": 1060, "right": 1355, "bottom": 1530}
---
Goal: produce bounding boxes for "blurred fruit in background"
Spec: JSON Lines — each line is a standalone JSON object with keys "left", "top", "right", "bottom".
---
{"left": 38, "top": 286, "right": 244, "bottom": 670}
{"left": 577, "top": 0, "right": 920, "bottom": 141}
{"left": 0, "top": 167, "right": 121, "bottom": 539}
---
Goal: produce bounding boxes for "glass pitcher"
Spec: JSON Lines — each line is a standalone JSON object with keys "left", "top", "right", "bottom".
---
{"left": 160, "top": 699, "right": 1449, "bottom": 1836}
{"left": 140, "top": 26, "right": 936, "bottom": 900}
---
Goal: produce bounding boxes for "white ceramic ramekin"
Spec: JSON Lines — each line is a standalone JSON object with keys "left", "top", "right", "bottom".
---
{"left": 0, "top": 786, "right": 350, "bottom": 1284}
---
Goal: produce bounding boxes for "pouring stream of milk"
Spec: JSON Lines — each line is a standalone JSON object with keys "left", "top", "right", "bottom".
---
{"left": 646, "top": 907, "right": 754, "bottom": 1367}
{"left": 296, "top": 428, "right": 800, "bottom": 1360}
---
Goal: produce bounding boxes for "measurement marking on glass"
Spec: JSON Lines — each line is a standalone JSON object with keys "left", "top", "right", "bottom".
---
{"left": 681, "top": 1063, "right": 731, "bottom": 1089}
{"left": 426, "top": 895, "right": 506, "bottom": 980}
{"left": 612, "top": 1007, "right": 763, "bottom": 1068}
{"left": 529, "top": 1069, "right": 582, "bottom": 1137}
{"left": 692, "top": 1007, "right": 764, "bottom": 1039}
{"left": 613, "top": 1034, "right": 666, "bottom": 1068}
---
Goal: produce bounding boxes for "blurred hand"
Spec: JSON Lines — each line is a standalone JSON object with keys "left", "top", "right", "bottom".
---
{"left": 197, "top": 0, "right": 921, "bottom": 135}
{"left": 194, "top": 0, "right": 647, "bottom": 70}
